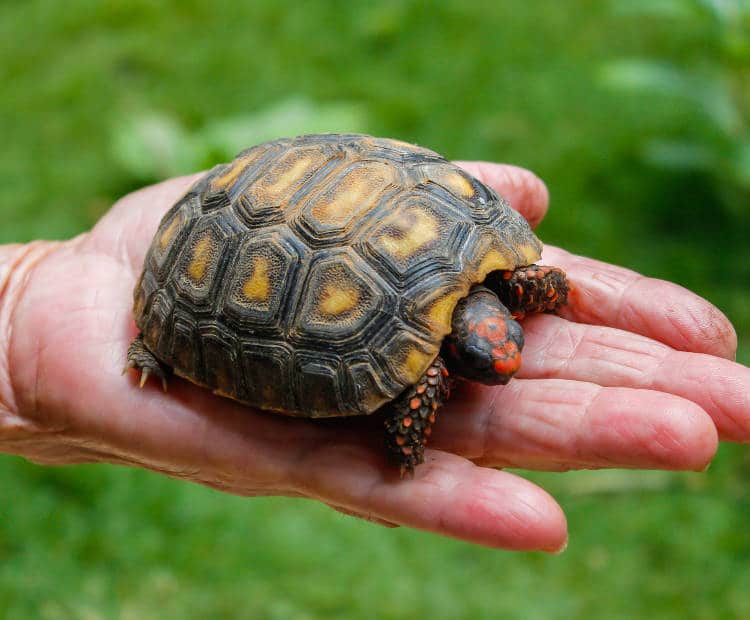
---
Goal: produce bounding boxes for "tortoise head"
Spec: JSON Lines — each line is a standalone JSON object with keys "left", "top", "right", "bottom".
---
{"left": 442, "top": 285, "right": 524, "bottom": 385}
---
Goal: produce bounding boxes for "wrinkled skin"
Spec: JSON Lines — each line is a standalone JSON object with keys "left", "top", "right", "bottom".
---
{"left": 0, "top": 162, "right": 748, "bottom": 552}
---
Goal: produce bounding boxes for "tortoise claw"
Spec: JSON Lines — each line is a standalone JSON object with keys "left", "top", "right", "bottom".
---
{"left": 399, "top": 464, "right": 416, "bottom": 480}
{"left": 126, "top": 334, "right": 169, "bottom": 392}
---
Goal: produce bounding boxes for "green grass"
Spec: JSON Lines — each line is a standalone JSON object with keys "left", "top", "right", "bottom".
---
{"left": 1, "top": 1, "right": 749, "bottom": 617}
{"left": 2, "top": 450, "right": 749, "bottom": 619}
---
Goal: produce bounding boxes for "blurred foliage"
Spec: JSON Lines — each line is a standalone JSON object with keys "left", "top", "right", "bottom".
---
{"left": 1, "top": 0, "right": 749, "bottom": 618}
{"left": 602, "top": 0, "right": 750, "bottom": 216}
{"left": 112, "top": 98, "right": 370, "bottom": 181}
{"left": 1, "top": 449, "right": 749, "bottom": 619}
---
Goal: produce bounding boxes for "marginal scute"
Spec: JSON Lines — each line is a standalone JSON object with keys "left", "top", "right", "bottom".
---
{"left": 140, "top": 288, "right": 173, "bottom": 352}
{"left": 418, "top": 163, "right": 476, "bottom": 199}
{"left": 518, "top": 242, "right": 542, "bottom": 265}
{"left": 168, "top": 311, "right": 202, "bottom": 384}
{"left": 210, "top": 148, "right": 263, "bottom": 193}
{"left": 201, "top": 324, "right": 242, "bottom": 400}
{"left": 158, "top": 210, "right": 183, "bottom": 251}
{"left": 404, "top": 347, "right": 437, "bottom": 381}
{"left": 474, "top": 249, "right": 510, "bottom": 281}
{"left": 464, "top": 229, "right": 529, "bottom": 285}
{"left": 378, "top": 329, "right": 439, "bottom": 390}
{"left": 148, "top": 195, "right": 198, "bottom": 281}
{"left": 348, "top": 360, "right": 396, "bottom": 413}
{"left": 425, "top": 288, "right": 468, "bottom": 336}
{"left": 240, "top": 341, "right": 294, "bottom": 412}
{"left": 292, "top": 352, "right": 347, "bottom": 416}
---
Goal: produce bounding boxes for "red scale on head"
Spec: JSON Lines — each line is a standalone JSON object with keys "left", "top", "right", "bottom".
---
{"left": 473, "top": 316, "right": 507, "bottom": 343}
{"left": 493, "top": 352, "right": 521, "bottom": 375}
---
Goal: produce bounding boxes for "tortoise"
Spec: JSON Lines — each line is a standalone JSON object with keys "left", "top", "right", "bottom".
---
{"left": 126, "top": 133, "right": 569, "bottom": 477}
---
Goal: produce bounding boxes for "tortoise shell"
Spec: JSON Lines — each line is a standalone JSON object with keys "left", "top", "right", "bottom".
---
{"left": 133, "top": 134, "right": 542, "bottom": 417}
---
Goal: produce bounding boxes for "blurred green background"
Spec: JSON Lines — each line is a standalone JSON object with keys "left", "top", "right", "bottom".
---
{"left": 1, "top": 0, "right": 749, "bottom": 618}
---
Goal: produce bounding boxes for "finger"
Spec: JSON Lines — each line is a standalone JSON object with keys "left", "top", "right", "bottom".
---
{"left": 454, "top": 161, "right": 549, "bottom": 228}
{"left": 21, "top": 264, "right": 565, "bottom": 554}
{"left": 432, "top": 379, "right": 718, "bottom": 472}
{"left": 543, "top": 246, "right": 738, "bottom": 360}
{"left": 517, "top": 314, "right": 750, "bottom": 442}
{"left": 88, "top": 173, "right": 202, "bottom": 272}
{"left": 324, "top": 504, "right": 400, "bottom": 528}
{"left": 125, "top": 381, "right": 566, "bottom": 550}
{"left": 47, "top": 333, "right": 567, "bottom": 550}
{"left": 292, "top": 448, "right": 567, "bottom": 552}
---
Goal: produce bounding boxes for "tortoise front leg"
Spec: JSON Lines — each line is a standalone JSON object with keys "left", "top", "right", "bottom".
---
{"left": 384, "top": 356, "right": 450, "bottom": 478}
{"left": 486, "top": 264, "right": 569, "bottom": 319}
{"left": 124, "top": 333, "right": 168, "bottom": 391}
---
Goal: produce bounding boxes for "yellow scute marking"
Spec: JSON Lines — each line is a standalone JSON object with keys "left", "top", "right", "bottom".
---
{"left": 388, "top": 139, "right": 425, "bottom": 151}
{"left": 187, "top": 236, "right": 214, "bottom": 282}
{"left": 440, "top": 170, "right": 475, "bottom": 198}
{"left": 519, "top": 242, "right": 542, "bottom": 264}
{"left": 427, "top": 289, "right": 466, "bottom": 335}
{"left": 254, "top": 150, "right": 327, "bottom": 205}
{"left": 271, "top": 157, "right": 315, "bottom": 195}
{"left": 475, "top": 249, "right": 511, "bottom": 280}
{"left": 310, "top": 164, "right": 393, "bottom": 226}
{"left": 210, "top": 152, "right": 258, "bottom": 191}
{"left": 158, "top": 213, "right": 182, "bottom": 251}
{"left": 242, "top": 256, "right": 271, "bottom": 302}
{"left": 403, "top": 348, "right": 434, "bottom": 383}
{"left": 378, "top": 208, "right": 438, "bottom": 259}
{"left": 319, "top": 284, "right": 360, "bottom": 316}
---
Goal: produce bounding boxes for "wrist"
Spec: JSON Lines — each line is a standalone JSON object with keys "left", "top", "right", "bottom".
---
{"left": 0, "top": 242, "right": 58, "bottom": 439}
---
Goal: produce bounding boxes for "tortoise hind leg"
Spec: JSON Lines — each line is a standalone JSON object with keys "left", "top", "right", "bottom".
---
{"left": 124, "top": 334, "right": 168, "bottom": 392}
{"left": 384, "top": 356, "right": 450, "bottom": 478}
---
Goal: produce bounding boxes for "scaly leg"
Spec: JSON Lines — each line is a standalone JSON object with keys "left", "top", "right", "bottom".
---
{"left": 384, "top": 356, "right": 450, "bottom": 478}
{"left": 486, "top": 264, "right": 569, "bottom": 319}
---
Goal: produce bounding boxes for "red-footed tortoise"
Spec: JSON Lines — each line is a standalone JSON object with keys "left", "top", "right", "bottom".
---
{"left": 126, "top": 134, "right": 569, "bottom": 477}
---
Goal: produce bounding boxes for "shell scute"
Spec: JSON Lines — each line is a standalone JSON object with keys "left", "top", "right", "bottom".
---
{"left": 221, "top": 228, "right": 303, "bottom": 329}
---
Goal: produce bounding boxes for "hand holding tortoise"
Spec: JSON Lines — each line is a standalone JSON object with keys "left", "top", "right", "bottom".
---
{"left": 0, "top": 136, "right": 747, "bottom": 551}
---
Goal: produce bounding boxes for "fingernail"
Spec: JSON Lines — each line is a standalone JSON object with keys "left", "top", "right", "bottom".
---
{"left": 550, "top": 536, "right": 568, "bottom": 555}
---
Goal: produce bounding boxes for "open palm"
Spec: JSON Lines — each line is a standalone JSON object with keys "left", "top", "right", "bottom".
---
{"left": 1, "top": 163, "right": 747, "bottom": 551}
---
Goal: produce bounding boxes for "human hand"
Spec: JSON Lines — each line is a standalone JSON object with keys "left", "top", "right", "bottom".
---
{"left": 0, "top": 163, "right": 747, "bottom": 551}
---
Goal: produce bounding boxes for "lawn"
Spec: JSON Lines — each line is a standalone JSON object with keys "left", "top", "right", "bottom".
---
{"left": 1, "top": 1, "right": 749, "bottom": 618}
